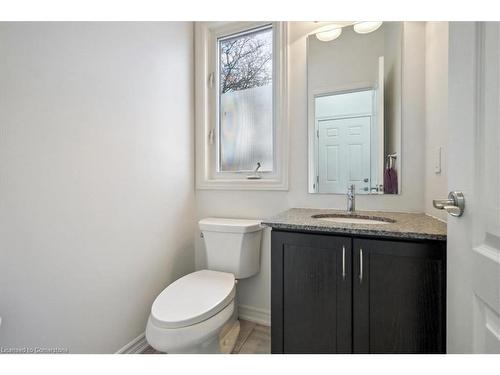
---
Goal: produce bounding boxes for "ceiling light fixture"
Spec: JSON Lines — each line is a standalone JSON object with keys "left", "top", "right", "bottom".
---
{"left": 353, "top": 21, "right": 383, "bottom": 34}
{"left": 315, "top": 25, "right": 342, "bottom": 42}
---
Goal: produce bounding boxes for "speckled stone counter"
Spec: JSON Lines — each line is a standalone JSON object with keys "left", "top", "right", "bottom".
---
{"left": 262, "top": 208, "right": 447, "bottom": 241}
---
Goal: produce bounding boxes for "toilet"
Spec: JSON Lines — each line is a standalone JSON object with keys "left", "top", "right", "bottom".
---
{"left": 145, "top": 218, "right": 263, "bottom": 353}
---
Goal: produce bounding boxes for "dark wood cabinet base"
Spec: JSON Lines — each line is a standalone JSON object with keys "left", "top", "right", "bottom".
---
{"left": 271, "top": 230, "right": 446, "bottom": 354}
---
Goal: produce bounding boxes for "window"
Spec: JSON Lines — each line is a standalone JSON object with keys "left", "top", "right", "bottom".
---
{"left": 195, "top": 22, "right": 288, "bottom": 190}
{"left": 219, "top": 25, "right": 273, "bottom": 173}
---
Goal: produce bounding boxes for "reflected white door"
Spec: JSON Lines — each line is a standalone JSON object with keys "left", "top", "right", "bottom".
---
{"left": 318, "top": 116, "right": 371, "bottom": 194}
{"left": 448, "top": 22, "right": 500, "bottom": 353}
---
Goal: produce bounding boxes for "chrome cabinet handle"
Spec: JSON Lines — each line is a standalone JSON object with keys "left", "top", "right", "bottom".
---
{"left": 359, "top": 249, "right": 363, "bottom": 283}
{"left": 342, "top": 245, "right": 346, "bottom": 280}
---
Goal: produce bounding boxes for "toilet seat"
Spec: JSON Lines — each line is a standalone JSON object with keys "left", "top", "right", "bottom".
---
{"left": 150, "top": 270, "right": 235, "bottom": 329}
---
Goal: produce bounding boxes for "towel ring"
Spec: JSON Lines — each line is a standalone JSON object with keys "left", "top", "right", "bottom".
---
{"left": 386, "top": 153, "right": 397, "bottom": 169}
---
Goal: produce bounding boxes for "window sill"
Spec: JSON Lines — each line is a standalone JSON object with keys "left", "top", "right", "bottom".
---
{"left": 196, "top": 177, "right": 288, "bottom": 191}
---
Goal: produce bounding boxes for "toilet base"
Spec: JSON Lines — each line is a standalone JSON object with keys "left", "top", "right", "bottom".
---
{"left": 169, "top": 318, "right": 240, "bottom": 354}
{"left": 145, "top": 299, "right": 236, "bottom": 354}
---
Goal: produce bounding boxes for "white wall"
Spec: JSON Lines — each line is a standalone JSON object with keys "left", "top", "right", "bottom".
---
{"left": 195, "top": 22, "right": 427, "bottom": 321}
{"left": 425, "top": 22, "right": 449, "bottom": 221}
{"left": 0, "top": 22, "right": 196, "bottom": 353}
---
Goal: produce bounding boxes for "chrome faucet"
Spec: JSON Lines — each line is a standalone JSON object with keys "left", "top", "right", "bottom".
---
{"left": 347, "top": 184, "right": 355, "bottom": 213}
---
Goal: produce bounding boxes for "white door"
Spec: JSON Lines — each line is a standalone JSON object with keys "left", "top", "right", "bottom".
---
{"left": 318, "top": 116, "right": 371, "bottom": 194}
{"left": 447, "top": 22, "right": 500, "bottom": 353}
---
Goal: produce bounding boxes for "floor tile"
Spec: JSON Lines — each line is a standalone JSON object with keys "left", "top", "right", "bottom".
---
{"left": 140, "top": 319, "right": 270, "bottom": 354}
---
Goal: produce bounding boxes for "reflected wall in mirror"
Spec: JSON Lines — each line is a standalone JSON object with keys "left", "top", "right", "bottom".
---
{"left": 308, "top": 22, "right": 402, "bottom": 194}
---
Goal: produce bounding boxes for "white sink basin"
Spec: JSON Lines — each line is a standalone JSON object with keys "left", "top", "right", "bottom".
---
{"left": 317, "top": 217, "right": 391, "bottom": 225}
{"left": 311, "top": 214, "right": 395, "bottom": 225}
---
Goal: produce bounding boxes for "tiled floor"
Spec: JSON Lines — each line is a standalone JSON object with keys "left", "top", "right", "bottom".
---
{"left": 232, "top": 320, "right": 271, "bottom": 354}
{"left": 142, "top": 320, "right": 271, "bottom": 354}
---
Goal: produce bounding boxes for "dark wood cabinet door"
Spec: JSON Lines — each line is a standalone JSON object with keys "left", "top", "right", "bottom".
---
{"left": 352, "top": 238, "right": 446, "bottom": 353}
{"left": 271, "top": 231, "right": 352, "bottom": 353}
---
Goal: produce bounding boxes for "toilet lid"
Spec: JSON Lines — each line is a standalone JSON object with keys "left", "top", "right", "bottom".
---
{"left": 199, "top": 218, "right": 262, "bottom": 233}
{"left": 150, "top": 270, "right": 236, "bottom": 329}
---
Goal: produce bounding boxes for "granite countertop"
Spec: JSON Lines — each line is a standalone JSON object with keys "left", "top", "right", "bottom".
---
{"left": 261, "top": 208, "right": 447, "bottom": 241}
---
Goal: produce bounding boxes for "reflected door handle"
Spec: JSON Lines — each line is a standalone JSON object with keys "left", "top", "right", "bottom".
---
{"left": 433, "top": 191, "right": 465, "bottom": 217}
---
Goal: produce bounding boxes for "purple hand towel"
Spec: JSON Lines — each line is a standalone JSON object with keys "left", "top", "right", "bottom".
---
{"left": 384, "top": 167, "right": 398, "bottom": 194}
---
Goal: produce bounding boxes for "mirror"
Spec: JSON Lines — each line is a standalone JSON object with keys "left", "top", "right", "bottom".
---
{"left": 307, "top": 22, "right": 402, "bottom": 194}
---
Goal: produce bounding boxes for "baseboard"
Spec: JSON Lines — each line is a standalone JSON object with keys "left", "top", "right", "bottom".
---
{"left": 116, "top": 332, "right": 149, "bottom": 354}
{"left": 238, "top": 305, "right": 271, "bottom": 326}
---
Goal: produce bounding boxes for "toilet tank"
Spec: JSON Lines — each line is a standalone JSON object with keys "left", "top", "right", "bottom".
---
{"left": 199, "top": 218, "right": 263, "bottom": 279}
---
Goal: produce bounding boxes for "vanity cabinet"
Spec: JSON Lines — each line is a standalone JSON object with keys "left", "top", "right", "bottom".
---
{"left": 271, "top": 231, "right": 446, "bottom": 354}
{"left": 271, "top": 232, "right": 352, "bottom": 353}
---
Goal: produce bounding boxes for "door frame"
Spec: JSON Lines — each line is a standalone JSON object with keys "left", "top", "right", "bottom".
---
{"left": 308, "top": 83, "right": 374, "bottom": 193}
{"left": 316, "top": 114, "right": 373, "bottom": 194}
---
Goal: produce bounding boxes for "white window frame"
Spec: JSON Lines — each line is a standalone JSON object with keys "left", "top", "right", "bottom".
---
{"left": 195, "top": 21, "right": 288, "bottom": 190}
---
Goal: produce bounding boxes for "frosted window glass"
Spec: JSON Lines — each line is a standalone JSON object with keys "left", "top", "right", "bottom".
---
{"left": 218, "top": 25, "right": 273, "bottom": 172}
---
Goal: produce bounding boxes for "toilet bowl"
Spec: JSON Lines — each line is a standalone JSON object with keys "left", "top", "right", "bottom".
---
{"left": 146, "top": 270, "right": 237, "bottom": 353}
{"left": 145, "top": 218, "right": 263, "bottom": 354}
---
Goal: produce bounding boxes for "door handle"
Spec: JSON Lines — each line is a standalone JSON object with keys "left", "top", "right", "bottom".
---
{"left": 433, "top": 191, "right": 465, "bottom": 217}
{"left": 342, "top": 245, "right": 346, "bottom": 280}
{"left": 359, "top": 248, "right": 363, "bottom": 283}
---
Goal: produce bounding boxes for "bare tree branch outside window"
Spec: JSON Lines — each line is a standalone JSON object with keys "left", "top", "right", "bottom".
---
{"left": 218, "top": 25, "right": 274, "bottom": 173}
{"left": 219, "top": 27, "right": 273, "bottom": 94}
